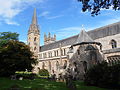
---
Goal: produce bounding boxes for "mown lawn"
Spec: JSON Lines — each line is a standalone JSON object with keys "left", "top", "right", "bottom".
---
{"left": 76, "top": 81, "right": 107, "bottom": 90}
{"left": 0, "top": 77, "right": 108, "bottom": 90}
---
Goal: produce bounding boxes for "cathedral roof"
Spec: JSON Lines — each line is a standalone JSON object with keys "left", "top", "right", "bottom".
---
{"left": 76, "top": 29, "right": 94, "bottom": 44}
{"left": 40, "top": 21, "right": 120, "bottom": 52}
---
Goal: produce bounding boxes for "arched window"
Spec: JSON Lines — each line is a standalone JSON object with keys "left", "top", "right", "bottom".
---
{"left": 56, "top": 61, "right": 59, "bottom": 70}
{"left": 49, "top": 61, "right": 51, "bottom": 70}
{"left": 61, "top": 49, "right": 63, "bottom": 56}
{"left": 34, "top": 37, "right": 37, "bottom": 41}
{"left": 63, "top": 60, "right": 67, "bottom": 69}
{"left": 34, "top": 47, "right": 36, "bottom": 51}
{"left": 83, "top": 61, "right": 87, "bottom": 73}
{"left": 63, "top": 48, "right": 66, "bottom": 55}
{"left": 90, "top": 51, "right": 97, "bottom": 64}
{"left": 110, "top": 39, "right": 117, "bottom": 48}
{"left": 42, "top": 62, "right": 45, "bottom": 69}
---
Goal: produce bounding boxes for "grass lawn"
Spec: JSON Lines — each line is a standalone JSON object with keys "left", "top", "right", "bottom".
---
{"left": 0, "top": 77, "right": 108, "bottom": 90}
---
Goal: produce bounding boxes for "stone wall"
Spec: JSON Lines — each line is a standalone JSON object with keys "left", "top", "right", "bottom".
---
{"left": 95, "top": 33, "right": 120, "bottom": 51}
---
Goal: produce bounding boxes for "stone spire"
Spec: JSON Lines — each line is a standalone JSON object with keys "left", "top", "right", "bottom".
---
{"left": 27, "top": 8, "right": 40, "bottom": 58}
{"left": 44, "top": 33, "right": 47, "bottom": 41}
{"left": 32, "top": 8, "right": 37, "bottom": 25}
{"left": 54, "top": 34, "right": 56, "bottom": 40}
{"left": 48, "top": 32, "right": 51, "bottom": 38}
{"left": 76, "top": 27, "right": 94, "bottom": 44}
{"left": 28, "top": 8, "right": 39, "bottom": 34}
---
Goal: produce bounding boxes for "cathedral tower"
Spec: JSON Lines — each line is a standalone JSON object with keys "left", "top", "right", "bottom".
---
{"left": 44, "top": 32, "right": 56, "bottom": 45}
{"left": 27, "top": 8, "right": 40, "bottom": 57}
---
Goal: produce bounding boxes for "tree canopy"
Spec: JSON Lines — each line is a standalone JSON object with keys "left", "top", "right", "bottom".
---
{"left": 0, "top": 32, "right": 19, "bottom": 47}
{"left": 0, "top": 32, "right": 37, "bottom": 77}
{"left": 78, "top": 0, "right": 120, "bottom": 16}
{"left": 0, "top": 40, "right": 37, "bottom": 77}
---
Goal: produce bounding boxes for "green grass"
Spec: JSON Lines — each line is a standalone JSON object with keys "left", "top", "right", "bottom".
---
{"left": 76, "top": 81, "right": 107, "bottom": 90}
{"left": 0, "top": 77, "right": 108, "bottom": 90}
{"left": 0, "top": 77, "right": 68, "bottom": 90}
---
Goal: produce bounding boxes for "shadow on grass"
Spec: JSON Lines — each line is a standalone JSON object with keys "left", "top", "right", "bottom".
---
{"left": 0, "top": 77, "right": 108, "bottom": 90}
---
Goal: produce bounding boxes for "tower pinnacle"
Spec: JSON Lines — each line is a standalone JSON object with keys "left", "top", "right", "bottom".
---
{"left": 28, "top": 8, "right": 40, "bottom": 58}
{"left": 32, "top": 8, "right": 37, "bottom": 25}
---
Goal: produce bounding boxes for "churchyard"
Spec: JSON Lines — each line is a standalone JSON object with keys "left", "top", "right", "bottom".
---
{"left": 0, "top": 77, "right": 107, "bottom": 90}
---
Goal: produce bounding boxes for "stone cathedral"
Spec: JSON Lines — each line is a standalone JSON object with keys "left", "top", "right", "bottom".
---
{"left": 28, "top": 9, "right": 120, "bottom": 78}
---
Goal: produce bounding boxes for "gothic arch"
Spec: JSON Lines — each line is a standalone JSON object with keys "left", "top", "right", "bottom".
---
{"left": 34, "top": 37, "right": 37, "bottom": 41}
{"left": 49, "top": 61, "right": 51, "bottom": 70}
{"left": 34, "top": 47, "right": 36, "bottom": 51}
{"left": 90, "top": 51, "right": 97, "bottom": 64}
{"left": 107, "top": 55, "right": 120, "bottom": 65}
{"left": 83, "top": 61, "right": 87, "bottom": 73}
{"left": 42, "top": 62, "right": 45, "bottom": 69}
{"left": 63, "top": 60, "right": 67, "bottom": 69}
{"left": 110, "top": 39, "right": 117, "bottom": 48}
{"left": 56, "top": 61, "right": 59, "bottom": 70}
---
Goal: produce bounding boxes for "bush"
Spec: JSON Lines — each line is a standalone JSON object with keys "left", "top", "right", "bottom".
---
{"left": 84, "top": 61, "right": 120, "bottom": 89}
{"left": 15, "top": 71, "right": 36, "bottom": 80}
{"left": 39, "top": 69, "right": 49, "bottom": 76}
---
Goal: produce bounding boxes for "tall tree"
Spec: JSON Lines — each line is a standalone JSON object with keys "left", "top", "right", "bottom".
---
{"left": 0, "top": 32, "right": 19, "bottom": 47}
{"left": 0, "top": 40, "right": 37, "bottom": 77}
{"left": 78, "top": 0, "right": 120, "bottom": 16}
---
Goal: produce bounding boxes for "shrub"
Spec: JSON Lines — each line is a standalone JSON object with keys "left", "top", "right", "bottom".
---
{"left": 84, "top": 61, "right": 120, "bottom": 89}
{"left": 15, "top": 71, "right": 36, "bottom": 80}
{"left": 39, "top": 69, "right": 49, "bottom": 76}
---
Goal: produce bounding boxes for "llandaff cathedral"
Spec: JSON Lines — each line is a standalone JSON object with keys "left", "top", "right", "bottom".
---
{"left": 27, "top": 9, "right": 120, "bottom": 78}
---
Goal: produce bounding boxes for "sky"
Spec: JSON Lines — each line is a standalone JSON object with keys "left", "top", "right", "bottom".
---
{"left": 0, "top": 0, "right": 120, "bottom": 45}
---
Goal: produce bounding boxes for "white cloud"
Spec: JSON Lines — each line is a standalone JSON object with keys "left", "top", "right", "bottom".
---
{"left": 4, "top": 19, "right": 20, "bottom": 26}
{"left": 0, "top": 0, "right": 44, "bottom": 25}
{"left": 39, "top": 11, "right": 63, "bottom": 19}
{"left": 53, "top": 26, "right": 82, "bottom": 40}
{"left": 20, "top": 39, "right": 27, "bottom": 44}
{"left": 39, "top": 11, "right": 49, "bottom": 17}
{"left": 100, "top": 17, "right": 120, "bottom": 27}
{"left": 59, "top": 27, "right": 82, "bottom": 31}
{"left": 47, "top": 15, "right": 63, "bottom": 19}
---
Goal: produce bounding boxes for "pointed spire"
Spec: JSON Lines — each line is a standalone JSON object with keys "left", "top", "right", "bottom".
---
{"left": 76, "top": 27, "right": 94, "bottom": 44}
{"left": 32, "top": 8, "right": 37, "bottom": 25}
{"left": 44, "top": 33, "right": 47, "bottom": 41}
{"left": 48, "top": 32, "right": 51, "bottom": 38}
{"left": 81, "top": 24, "right": 84, "bottom": 30}
{"left": 54, "top": 34, "right": 56, "bottom": 40}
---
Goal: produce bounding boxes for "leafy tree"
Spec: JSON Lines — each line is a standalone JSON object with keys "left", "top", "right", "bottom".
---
{"left": 0, "top": 32, "right": 19, "bottom": 47}
{"left": 39, "top": 69, "right": 49, "bottom": 76}
{"left": 0, "top": 40, "right": 37, "bottom": 77}
{"left": 84, "top": 61, "right": 120, "bottom": 89}
{"left": 78, "top": 0, "right": 120, "bottom": 16}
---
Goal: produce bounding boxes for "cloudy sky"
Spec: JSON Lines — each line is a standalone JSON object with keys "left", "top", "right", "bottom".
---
{"left": 0, "top": 0, "right": 120, "bottom": 45}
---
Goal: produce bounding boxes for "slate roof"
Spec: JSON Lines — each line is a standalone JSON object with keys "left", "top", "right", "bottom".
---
{"left": 76, "top": 29, "right": 94, "bottom": 44}
{"left": 40, "top": 21, "right": 120, "bottom": 52}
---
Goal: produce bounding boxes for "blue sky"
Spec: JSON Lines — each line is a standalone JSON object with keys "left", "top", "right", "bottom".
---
{"left": 0, "top": 0, "right": 120, "bottom": 45}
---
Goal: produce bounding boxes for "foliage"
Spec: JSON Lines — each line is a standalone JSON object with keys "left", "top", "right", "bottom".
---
{"left": 78, "top": 0, "right": 120, "bottom": 16}
{"left": 15, "top": 71, "right": 36, "bottom": 79}
{"left": 39, "top": 69, "right": 49, "bottom": 76}
{"left": 76, "top": 81, "right": 107, "bottom": 90}
{"left": 0, "top": 40, "right": 37, "bottom": 77}
{"left": 0, "top": 32, "right": 19, "bottom": 47}
{"left": 15, "top": 71, "right": 33, "bottom": 74}
{"left": 84, "top": 61, "right": 120, "bottom": 89}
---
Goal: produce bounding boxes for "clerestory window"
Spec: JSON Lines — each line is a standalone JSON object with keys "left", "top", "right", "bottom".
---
{"left": 110, "top": 39, "right": 117, "bottom": 48}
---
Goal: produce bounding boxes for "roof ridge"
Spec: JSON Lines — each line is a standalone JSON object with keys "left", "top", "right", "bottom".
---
{"left": 88, "top": 21, "right": 120, "bottom": 33}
